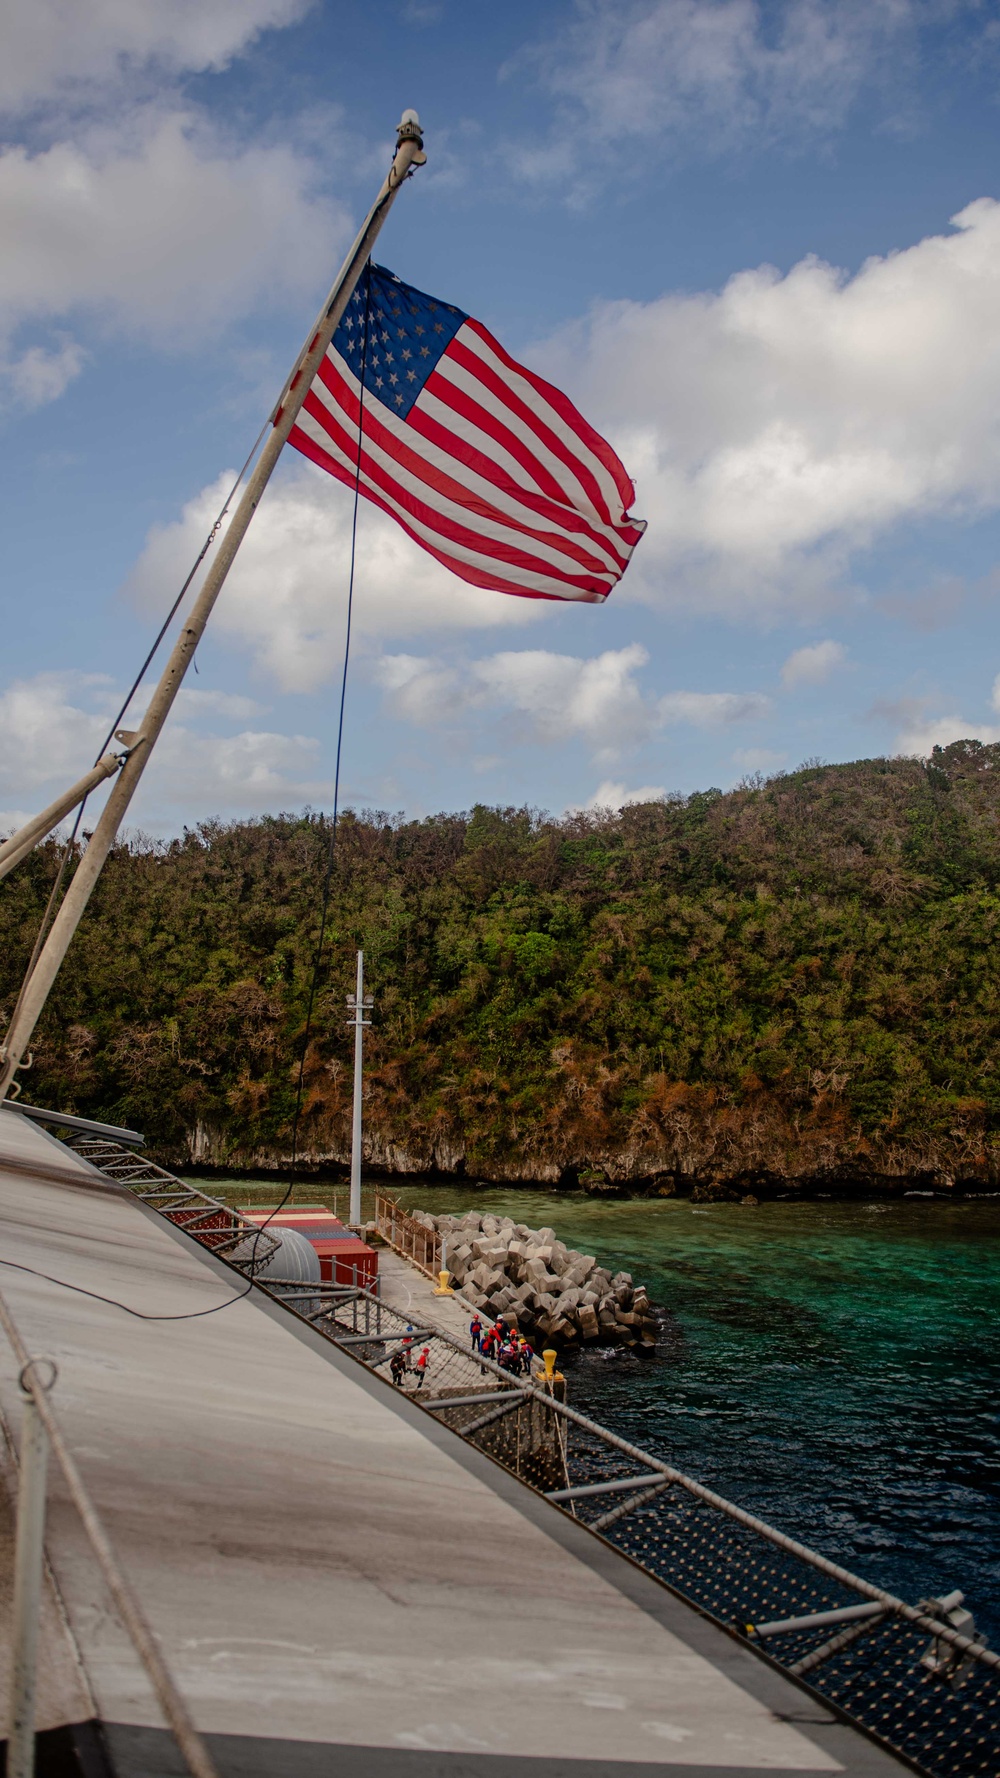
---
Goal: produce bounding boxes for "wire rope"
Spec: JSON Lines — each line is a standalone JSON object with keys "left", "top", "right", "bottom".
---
{"left": 252, "top": 261, "right": 375, "bottom": 1268}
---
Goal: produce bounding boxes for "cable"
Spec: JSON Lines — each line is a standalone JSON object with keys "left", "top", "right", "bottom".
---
{"left": 248, "top": 263, "right": 375, "bottom": 1275}
{"left": 0, "top": 1258, "right": 251, "bottom": 1322}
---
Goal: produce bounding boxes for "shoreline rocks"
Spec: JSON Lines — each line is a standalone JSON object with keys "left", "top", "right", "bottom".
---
{"left": 409, "top": 1208, "right": 658, "bottom": 1351}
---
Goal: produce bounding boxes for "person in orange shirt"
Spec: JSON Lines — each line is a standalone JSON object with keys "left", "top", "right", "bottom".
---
{"left": 414, "top": 1346, "right": 431, "bottom": 1388}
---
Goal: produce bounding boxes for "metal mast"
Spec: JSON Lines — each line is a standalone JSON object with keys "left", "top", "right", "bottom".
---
{"left": 346, "top": 950, "right": 373, "bottom": 1227}
{"left": 0, "top": 111, "right": 426, "bottom": 1102}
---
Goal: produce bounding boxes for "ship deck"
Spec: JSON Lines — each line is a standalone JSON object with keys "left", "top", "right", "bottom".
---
{"left": 0, "top": 1109, "right": 908, "bottom": 1777}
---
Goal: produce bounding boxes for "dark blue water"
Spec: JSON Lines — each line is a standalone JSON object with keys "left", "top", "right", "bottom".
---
{"left": 376, "top": 1187, "right": 1000, "bottom": 1640}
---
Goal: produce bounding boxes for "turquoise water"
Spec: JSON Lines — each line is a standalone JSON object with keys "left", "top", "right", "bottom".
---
{"left": 371, "top": 1185, "right": 1000, "bottom": 1638}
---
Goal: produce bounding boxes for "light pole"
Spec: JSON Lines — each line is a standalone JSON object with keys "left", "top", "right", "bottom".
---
{"left": 346, "top": 951, "right": 373, "bottom": 1227}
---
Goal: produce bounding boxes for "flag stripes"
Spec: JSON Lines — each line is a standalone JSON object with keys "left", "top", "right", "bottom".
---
{"left": 287, "top": 266, "right": 645, "bottom": 604}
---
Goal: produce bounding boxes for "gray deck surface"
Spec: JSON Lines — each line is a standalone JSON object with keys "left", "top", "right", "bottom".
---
{"left": 0, "top": 1110, "right": 909, "bottom": 1776}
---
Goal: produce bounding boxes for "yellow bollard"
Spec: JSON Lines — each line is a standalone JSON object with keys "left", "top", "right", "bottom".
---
{"left": 541, "top": 1347, "right": 565, "bottom": 1391}
{"left": 433, "top": 1270, "right": 455, "bottom": 1296}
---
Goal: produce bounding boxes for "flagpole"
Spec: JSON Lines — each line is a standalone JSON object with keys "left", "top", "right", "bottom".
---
{"left": 0, "top": 111, "right": 426, "bottom": 1102}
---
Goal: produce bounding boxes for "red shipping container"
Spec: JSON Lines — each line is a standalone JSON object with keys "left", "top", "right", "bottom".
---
{"left": 240, "top": 1206, "right": 378, "bottom": 1287}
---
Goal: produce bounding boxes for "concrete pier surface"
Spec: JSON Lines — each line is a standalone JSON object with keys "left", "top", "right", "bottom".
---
{"left": 0, "top": 1110, "right": 908, "bottom": 1777}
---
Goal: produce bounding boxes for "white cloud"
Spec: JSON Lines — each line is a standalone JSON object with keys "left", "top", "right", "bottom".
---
{"left": 478, "top": 644, "right": 654, "bottom": 747}
{"left": 534, "top": 198, "right": 1000, "bottom": 617}
{"left": 147, "top": 722, "right": 327, "bottom": 813}
{"left": 0, "top": 669, "right": 327, "bottom": 827}
{"left": 733, "top": 746, "right": 787, "bottom": 772}
{"left": 1, "top": 337, "right": 87, "bottom": 409}
{"left": 871, "top": 686, "right": 1000, "bottom": 756}
{"left": 0, "top": 672, "right": 111, "bottom": 795}
{"left": 376, "top": 643, "right": 653, "bottom": 756}
{"left": 376, "top": 644, "right": 768, "bottom": 763}
{"left": 895, "top": 713, "right": 1000, "bottom": 756}
{"left": 1, "top": 0, "right": 310, "bottom": 112}
{"left": 513, "top": 0, "right": 926, "bottom": 192}
{"left": 575, "top": 779, "right": 667, "bottom": 812}
{"left": 128, "top": 464, "right": 542, "bottom": 692}
{"left": 0, "top": 0, "right": 339, "bottom": 411}
{"left": 781, "top": 639, "right": 847, "bottom": 687}
{"left": 658, "top": 689, "right": 771, "bottom": 724}
{"left": 0, "top": 110, "right": 344, "bottom": 357}
{"left": 0, "top": 810, "right": 36, "bottom": 837}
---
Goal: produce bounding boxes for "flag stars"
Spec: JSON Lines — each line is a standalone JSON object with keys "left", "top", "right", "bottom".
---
{"left": 332, "top": 265, "right": 466, "bottom": 419}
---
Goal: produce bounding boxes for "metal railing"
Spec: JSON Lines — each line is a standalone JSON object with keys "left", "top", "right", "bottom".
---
{"left": 44, "top": 1120, "right": 280, "bottom": 1270}
{"left": 0, "top": 1100, "right": 145, "bottom": 1148}
{"left": 374, "top": 1192, "right": 441, "bottom": 1277}
{"left": 18, "top": 1114, "right": 1000, "bottom": 1778}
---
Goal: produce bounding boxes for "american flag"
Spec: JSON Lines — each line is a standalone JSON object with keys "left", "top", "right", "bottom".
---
{"left": 287, "top": 262, "right": 646, "bottom": 603}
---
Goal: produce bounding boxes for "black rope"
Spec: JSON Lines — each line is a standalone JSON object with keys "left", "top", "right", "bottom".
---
{"left": 262, "top": 261, "right": 374, "bottom": 1258}
{"left": 0, "top": 1258, "right": 252, "bottom": 1322}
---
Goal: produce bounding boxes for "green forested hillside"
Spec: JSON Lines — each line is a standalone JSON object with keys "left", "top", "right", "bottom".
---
{"left": 4, "top": 737, "right": 1000, "bottom": 1195}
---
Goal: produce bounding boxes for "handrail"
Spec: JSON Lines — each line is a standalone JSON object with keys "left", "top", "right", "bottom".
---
{"left": 1, "top": 1101, "right": 145, "bottom": 1148}
{"left": 0, "top": 1288, "right": 220, "bottom": 1777}
{"left": 374, "top": 1192, "right": 441, "bottom": 1278}
{"left": 310, "top": 1272, "right": 1000, "bottom": 1679}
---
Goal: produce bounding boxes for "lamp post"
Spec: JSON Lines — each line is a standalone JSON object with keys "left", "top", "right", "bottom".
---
{"left": 346, "top": 951, "right": 373, "bottom": 1227}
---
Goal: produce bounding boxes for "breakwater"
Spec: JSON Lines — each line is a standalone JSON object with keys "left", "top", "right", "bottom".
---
{"left": 199, "top": 1172, "right": 1000, "bottom": 1641}
{"left": 386, "top": 1186, "right": 1000, "bottom": 1646}
{"left": 407, "top": 1205, "right": 657, "bottom": 1348}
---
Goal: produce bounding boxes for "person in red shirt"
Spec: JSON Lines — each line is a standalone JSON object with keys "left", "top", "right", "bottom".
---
{"left": 414, "top": 1346, "right": 431, "bottom": 1388}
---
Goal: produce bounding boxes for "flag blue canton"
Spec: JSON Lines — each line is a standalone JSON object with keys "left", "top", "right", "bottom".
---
{"left": 332, "top": 262, "right": 467, "bottom": 421}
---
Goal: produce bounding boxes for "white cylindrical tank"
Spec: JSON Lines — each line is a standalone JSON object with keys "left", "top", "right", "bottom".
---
{"left": 230, "top": 1227, "right": 322, "bottom": 1319}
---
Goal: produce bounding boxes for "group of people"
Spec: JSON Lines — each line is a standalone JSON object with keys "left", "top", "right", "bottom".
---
{"left": 469, "top": 1314, "right": 534, "bottom": 1376}
{"left": 386, "top": 1311, "right": 535, "bottom": 1392}
{"left": 389, "top": 1327, "right": 431, "bottom": 1389}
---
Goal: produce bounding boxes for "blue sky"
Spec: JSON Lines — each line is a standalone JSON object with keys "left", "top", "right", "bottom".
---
{"left": 3, "top": 0, "right": 1000, "bottom": 834}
